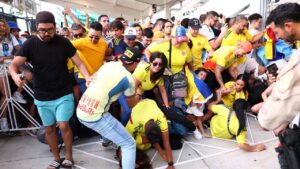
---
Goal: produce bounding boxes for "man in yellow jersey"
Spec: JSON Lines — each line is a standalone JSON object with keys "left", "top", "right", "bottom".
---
{"left": 222, "top": 15, "right": 264, "bottom": 75}
{"left": 204, "top": 41, "right": 252, "bottom": 91}
{"left": 72, "top": 22, "right": 108, "bottom": 93}
{"left": 187, "top": 18, "right": 213, "bottom": 70}
{"left": 126, "top": 99, "right": 175, "bottom": 169}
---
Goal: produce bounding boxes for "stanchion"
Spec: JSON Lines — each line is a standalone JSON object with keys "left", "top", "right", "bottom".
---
{"left": 0, "top": 64, "right": 41, "bottom": 132}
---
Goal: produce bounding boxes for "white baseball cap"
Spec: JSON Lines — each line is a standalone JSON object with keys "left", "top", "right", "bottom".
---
{"left": 124, "top": 27, "right": 136, "bottom": 39}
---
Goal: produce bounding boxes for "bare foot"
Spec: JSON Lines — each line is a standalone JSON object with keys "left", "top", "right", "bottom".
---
{"left": 202, "top": 132, "right": 211, "bottom": 138}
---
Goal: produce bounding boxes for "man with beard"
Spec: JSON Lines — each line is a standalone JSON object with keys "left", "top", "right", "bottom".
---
{"left": 222, "top": 15, "right": 265, "bottom": 75}
{"left": 9, "top": 11, "right": 90, "bottom": 169}
{"left": 258, "top": 3, "right": 300, "bottom": 131}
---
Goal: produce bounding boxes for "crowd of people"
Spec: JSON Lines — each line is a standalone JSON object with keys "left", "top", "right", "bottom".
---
{"left": 1, "top": 2, "right": 300, "bottom": 169}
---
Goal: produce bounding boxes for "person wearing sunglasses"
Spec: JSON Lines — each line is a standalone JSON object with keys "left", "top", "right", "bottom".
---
{"left": 72, "top": 22, "right": 108, "bottom": 94}
{"left": 132, "top": 52, "right": 196, "bottom": 137}
{"left": 71, "top": 23, "right": 86, "bottom": 40}
{"left": 133, "top": 52, "right": 169, "bottom": 107}
{"left": 9, "top": 11, "right": 91, "bottom": 169}
{"left": 108, "top": 26, "right": 144, "bottom": 60}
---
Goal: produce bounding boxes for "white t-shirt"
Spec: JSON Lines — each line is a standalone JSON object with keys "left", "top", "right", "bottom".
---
{"left": 17, "top": 36, "right": 27, "bottom": 46}
{"left": 200, "top": 25, "right": 216, "bottom": 41}
{"left": 0, "top": 34, "right": 19, "bottom": 57}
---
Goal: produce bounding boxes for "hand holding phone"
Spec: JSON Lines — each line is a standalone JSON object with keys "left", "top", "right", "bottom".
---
{"left": 266, "top": 63, "right": 278, "bottom": 77}
{"left": 152, "top": 4, "right": 157, "bottom": 14}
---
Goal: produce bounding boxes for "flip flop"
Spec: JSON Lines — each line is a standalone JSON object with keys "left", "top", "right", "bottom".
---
{"left": 61, "top": 159, "right": 74, "bottom": 168}
{"left": 47, "top": 160, "right": 61, "bottom": 169}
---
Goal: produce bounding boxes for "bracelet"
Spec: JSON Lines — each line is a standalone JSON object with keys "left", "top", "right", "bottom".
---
{"left": 168, "top": 161, "right": 174, "bottom": 166}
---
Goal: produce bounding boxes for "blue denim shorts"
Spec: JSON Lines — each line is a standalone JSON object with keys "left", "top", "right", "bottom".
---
{"left": 34, "top": 93, "right": 74, "bottom": 126}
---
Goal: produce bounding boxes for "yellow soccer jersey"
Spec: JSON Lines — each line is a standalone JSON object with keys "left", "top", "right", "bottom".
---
{"left": 187, "top": 32, "right": 212, "bottom": 69}
{"left": 133, "top": 62, "right": 164, "bottom": 92}
{"left": 221, "top": 29, "right": 253, "bottom": 65}
{"left": 210, "top": 46, "right": 237, "bottom": 69}
{"left": 222, "top": 81, "right": 248, "bottom": 109}
{"left": 210, "top": 104, "right": 247, "bottom": 144}
{"left": 126, "top": 99, "right": 168, "bottom": 139}
{"left": 221, "top": 29, "right": 253, "bottom": 47}
{"left": 148, "top": 40, "right": 192, "bottom": 74}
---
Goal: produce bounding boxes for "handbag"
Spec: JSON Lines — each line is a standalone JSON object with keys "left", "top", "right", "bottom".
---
{"left": 166, "top": 40, "right": 187, "bottom": 98}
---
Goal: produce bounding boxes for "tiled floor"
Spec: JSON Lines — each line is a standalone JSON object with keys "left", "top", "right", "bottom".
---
{"left": 0, "top": 115, "right": 280, "bottom": 169}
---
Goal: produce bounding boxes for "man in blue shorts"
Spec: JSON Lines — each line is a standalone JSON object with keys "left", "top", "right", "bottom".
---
{"left": 9, "top": 11, "right": 90, "bottom": 169}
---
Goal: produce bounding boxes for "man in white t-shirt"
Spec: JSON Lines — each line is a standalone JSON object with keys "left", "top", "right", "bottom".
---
{"left": 200, "top": 11, "right": 228, "bottom": 50}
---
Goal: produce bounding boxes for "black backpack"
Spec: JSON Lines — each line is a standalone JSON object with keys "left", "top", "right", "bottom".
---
{"left": 276, "top": 125, "right": 300, "bottom": 169}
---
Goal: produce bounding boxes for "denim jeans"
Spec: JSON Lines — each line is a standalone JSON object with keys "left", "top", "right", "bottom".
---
{"left": 74, "top": 72, "right": 87, "bottom": 94}
{"left": 79, "top": 113, "right": 136, "bottom": 169}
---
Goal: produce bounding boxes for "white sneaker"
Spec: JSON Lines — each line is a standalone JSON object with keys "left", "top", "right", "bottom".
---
{"left": 193, "top": 129, "right": 203, "bottom": 140}
{"left": 13, "top": 91, "right": 27, "bottom": 104}
{"left": 186, "top": 106, "right": 203, "bottom": 116}
{"left": 0, "top": 118, "right": 9, "bottom": 131}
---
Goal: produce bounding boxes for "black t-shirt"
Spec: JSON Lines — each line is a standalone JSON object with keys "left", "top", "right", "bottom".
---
{"left": 16, "top": 35, "right": 76, "bottom": 101}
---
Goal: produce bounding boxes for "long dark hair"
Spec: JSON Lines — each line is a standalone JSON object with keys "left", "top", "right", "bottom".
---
{"left": 149, "top": 52, "right": 168, "bottom": 83}
{"left": 233, "top": 99, "right": 247, "bottom": 136}
{"left": 236, "top": 74, "right": 248, "bottom": 94}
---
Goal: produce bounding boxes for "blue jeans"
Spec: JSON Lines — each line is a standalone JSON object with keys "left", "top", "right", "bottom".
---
{"left": 74, "top": 72, "right": 87, "bottom": 94}
{"left": 79, "top": 113, "right": 136, "bottom": 169}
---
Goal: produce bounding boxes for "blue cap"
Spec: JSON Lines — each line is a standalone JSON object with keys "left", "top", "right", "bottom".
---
{"left": 172, "top": 26, "right": 189, "bottom": 43}
{"left": 7, "top": 21, "right": 20, "bottom": 31}
{"left": 172, "top": 25, "right": 187, "bottom": 37}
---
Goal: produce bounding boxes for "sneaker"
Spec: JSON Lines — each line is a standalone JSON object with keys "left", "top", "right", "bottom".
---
{"left": 13, "top": 91, "right": 27, "bottom": 104}
{"left": 187, "top": 106, "right": 203, "bottom": 116}
{"left": 102, "top": 140, "right": 113, "bottom": 147}
{"left": 193, "top": 129, "right": 203, "bottom": 140}
{"left": 0, "top": 118, "right": 9, "bottom": 132}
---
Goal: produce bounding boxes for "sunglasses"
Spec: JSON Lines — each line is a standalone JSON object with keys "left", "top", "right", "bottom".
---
{"left": 152, "top": 62, "right": 162, "bottom": 67}
{"left": 89, "top": 35, "right": 100, "bottom": 40}
{"left": 73, "top": 33, "right": 83, "bottom": 38}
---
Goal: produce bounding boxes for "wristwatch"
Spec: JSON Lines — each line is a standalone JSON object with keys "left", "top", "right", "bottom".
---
{"left": 168, "top": 161, "right": 174, "bottom": 166}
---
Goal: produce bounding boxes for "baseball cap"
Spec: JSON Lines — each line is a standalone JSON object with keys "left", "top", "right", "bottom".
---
{"left": 7, "top": 21, "right": 21, "bottom": 31}
{"left": 124, "top": 27, "right": 136, "bottom": 39}
{"left": 171, "top": 25, "right": 189, "bottom": 43}
{"left": 119, "top": 47, "right": 142, "bottom": 65}
{"left": 188, "top": 18, "right": 201, "bottom": 30}
{"left": 36, "top": 11, "right": 55, "bottom": 25}
{"left": 239, "top": 41, "right": 253, "bottom": 53}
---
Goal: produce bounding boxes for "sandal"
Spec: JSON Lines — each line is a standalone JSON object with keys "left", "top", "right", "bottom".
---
{"left": 47, "top": 160, "right": 61, "bottom": 169}
{"left": 61, "top": 159, "right": 74, "bottom": 168}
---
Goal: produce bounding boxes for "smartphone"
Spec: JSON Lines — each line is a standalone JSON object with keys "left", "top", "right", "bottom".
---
{"left": 266, "top": 63, "right": 278, "bottom": 77}
{"left": 152, "top": 4, "right": 157, "bottom": 14}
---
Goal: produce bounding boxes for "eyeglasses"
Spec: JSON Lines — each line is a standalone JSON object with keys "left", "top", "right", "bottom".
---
{"left": 89, "top": 35, "right": 100, "bottom": 40}
{"left": 152, "top": 62, "right": 162, "bottom": 67}
{"left": 37, "top": 27, "right": 55, "bottom": 34}
{"left": 73, "top": 33, "right": 83, "bottom": 38}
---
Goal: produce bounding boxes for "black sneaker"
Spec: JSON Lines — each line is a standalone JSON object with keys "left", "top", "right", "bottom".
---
{"left": 102, "top": 140, "right": 112, "bottom": 147}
